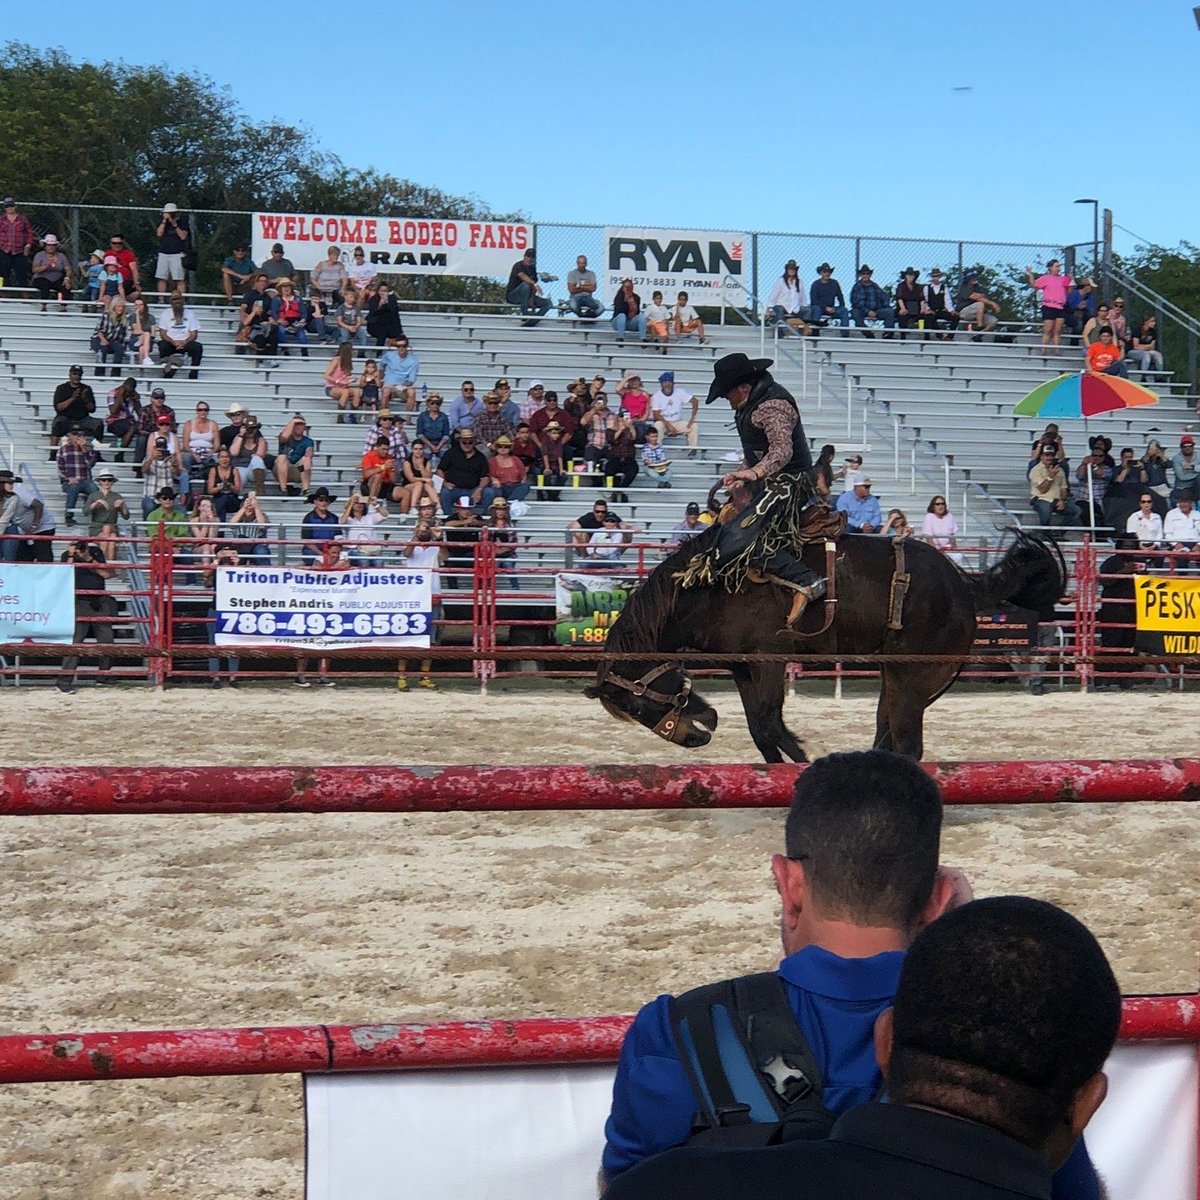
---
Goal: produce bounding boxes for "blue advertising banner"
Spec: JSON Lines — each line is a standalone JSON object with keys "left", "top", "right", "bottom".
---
{"left": 0, "top": 563, "right": 75, "bottom": 642}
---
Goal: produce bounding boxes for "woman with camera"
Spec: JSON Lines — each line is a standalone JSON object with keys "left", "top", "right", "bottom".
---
{"left": 206, "top": 446, "right": 243, "bottom": 520}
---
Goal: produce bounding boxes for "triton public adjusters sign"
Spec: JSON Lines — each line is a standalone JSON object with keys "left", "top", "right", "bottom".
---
{"left": 603, "top": 227, "right": 751, "bottom": 304}
{"left": 1133, "top": 575, "right": 1200, "bottom": 654}
{"left": 252, "top": 213, "right": 532, "bottom": 277}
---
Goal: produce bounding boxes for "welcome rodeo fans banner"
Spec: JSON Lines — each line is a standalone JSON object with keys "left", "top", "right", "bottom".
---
{"left": 0, "top": 562, "right": 75, "bottom": 642}
{"left": 252, "top": 213, "right": 533, "bottom": 276}
{"left": 215, "top": 565, "right": 432, "bottom": 650}
{"left": 1133, "top": 575, "right": 1200, "bottom": 654}
{"left": 603, "top": 226, "right": 751, "bottom": 304}
{"left": 554, "top": 572, "right": 638, "bottom": 645}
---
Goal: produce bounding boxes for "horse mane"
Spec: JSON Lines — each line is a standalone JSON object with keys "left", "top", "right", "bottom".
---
{"left": 606, "top": 524, "right": 722, "bottom": 653}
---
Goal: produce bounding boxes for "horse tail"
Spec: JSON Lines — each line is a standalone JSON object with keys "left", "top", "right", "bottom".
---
{"left": 966, "top": 530, "right": 1067, "bottom": 614}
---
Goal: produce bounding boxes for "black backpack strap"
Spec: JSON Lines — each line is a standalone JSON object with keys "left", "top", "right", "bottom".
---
{"left": 669, "top": 972, "right": 835, "bottom": 1142}
{"left": 730, "top": 973, "right": 826, "bottom": 1114}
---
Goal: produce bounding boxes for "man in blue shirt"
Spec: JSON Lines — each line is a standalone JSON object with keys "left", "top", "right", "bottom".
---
{"left": 300, "top": 486, "right": 340, "bottom": 565}
{"left": 380, "top": 336, "right": 421, "bottom": 412}
{"left": 608, "top": 897, "right": 1120, "bottom": 1200}
{"left": 446, "top": 381, "right": 484, "bottom": 432}
{"left": 601, "top": 751, "right": 1100, "bottom": 1200}
{"left": 835, "top": 473, "right": 882, "bottom": 532}
{"left": 849, "top": 265, "right": 896, "bottom": 338}
{"left": 808, "top": 263, "right": 849, "bottom": 333}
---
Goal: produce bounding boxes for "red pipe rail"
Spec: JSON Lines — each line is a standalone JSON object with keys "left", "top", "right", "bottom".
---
{"left": 0, "top": 1001, "right": 1191, "bottom": 1085}
{"left": 3, "top": 759, "right": 1200, "bottom": 816}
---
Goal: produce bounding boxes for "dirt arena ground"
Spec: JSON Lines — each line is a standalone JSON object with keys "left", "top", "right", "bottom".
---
{"left": 2, "top": 683, "right": 1199, "bottom": 1198}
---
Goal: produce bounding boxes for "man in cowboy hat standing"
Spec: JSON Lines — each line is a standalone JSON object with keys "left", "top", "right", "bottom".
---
{"left": 675, "top": 353, "right": 825, "bottom": 627}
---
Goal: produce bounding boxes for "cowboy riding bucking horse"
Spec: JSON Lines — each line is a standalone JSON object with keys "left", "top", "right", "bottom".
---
{"left": 674, "top": 352, "right": 827, "bottom": 627}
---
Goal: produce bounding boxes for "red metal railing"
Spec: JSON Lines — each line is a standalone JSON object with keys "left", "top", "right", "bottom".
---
{"left": 5, "top": 758, "right": 1200, "bottom": 815}
{"left": 5, "top": 530, "right": 1200, "bottom": 687}
{"left": 0, "top": 998, "right": 1192, "bottom": 1084}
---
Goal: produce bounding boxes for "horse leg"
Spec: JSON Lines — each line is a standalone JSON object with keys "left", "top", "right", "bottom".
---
{"left": 732, "top": 664, "right": 808, "bottom": 764}
{"left": 873, "top": 674, "right": 894, "bottom": 752}
{"left": 879, "top": 663, "right": 962, "bottom": 759}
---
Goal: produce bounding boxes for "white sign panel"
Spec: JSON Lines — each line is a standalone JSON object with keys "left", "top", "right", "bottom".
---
{"left": 251, "top": 213, "right": 533, "bottom": 277}
{"left": 305, "top": 1043, "right": 1197, "bottom": 1200}
{"left": 604, "top": 226, "right": 751, "bottom": 304}
{"left": 214, "top": 565, "right": 432, "bottom": 650}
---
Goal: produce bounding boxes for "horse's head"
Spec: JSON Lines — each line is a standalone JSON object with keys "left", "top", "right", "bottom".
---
{"left": 584, "top": 660, "right": 719, "bottom": 749}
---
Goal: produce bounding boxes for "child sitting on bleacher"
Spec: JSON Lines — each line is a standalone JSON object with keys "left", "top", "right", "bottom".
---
{"left": 640, "top": 428, "right": 673, "bottom": 489}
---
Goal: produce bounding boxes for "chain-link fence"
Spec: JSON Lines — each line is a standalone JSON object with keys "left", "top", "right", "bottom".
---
{"left": 7, "top": 199, "right": 1087, "bottom": 325}
{"left": 531, "top": 220, "right": 1088, "bottom": 325}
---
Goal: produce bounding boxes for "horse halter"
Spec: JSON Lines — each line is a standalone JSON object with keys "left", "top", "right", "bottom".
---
{"left": 596, "top": 661, "right": 693, "bottom": 745}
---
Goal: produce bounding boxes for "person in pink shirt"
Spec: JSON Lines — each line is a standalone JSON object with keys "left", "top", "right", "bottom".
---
{"left": 615, "top": 372, "right": 653, "bottom": 440}
{"left": 1026, "top": 259, "right": 1073, "bottom": 350}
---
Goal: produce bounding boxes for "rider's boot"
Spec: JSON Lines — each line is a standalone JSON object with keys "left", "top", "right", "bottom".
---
{"left": 761, "top": 548, "right": 826, "bottom": 629}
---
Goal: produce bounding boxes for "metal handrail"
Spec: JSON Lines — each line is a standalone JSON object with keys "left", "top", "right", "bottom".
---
{"left": 1103, "top": 265, "right": 1200, "bottom": 335}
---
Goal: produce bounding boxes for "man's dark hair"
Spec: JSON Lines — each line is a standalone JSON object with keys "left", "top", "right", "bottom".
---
{"left": 784, "top": 750, "right": 941, "bottom": 927}
{"left": 889, "top": 896, "right": 1120, "bottom": 1146}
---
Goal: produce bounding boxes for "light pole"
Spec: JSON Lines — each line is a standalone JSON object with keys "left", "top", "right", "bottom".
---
{"left": 1074, "top": 198, "right": 1099, "bottom": 276}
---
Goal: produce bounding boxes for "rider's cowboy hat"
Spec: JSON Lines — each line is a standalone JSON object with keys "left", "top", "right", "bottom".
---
{"left": 705, "top": 352, "right": 773, "bottom": 404}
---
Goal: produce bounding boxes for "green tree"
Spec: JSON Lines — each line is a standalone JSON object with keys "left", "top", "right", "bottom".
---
{"left": 1112, "top": 243, "right": 1200, "bottom": 384}
{"left": 0, "top": 42, "right": 521, "bottom": 294}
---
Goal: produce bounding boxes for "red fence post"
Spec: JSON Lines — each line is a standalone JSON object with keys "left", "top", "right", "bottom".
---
{"left": 151, "top": 528, "right": 170, "bottom": 690}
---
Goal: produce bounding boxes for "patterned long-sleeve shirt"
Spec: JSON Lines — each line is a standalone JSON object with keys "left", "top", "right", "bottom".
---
{"left": 362, "top": 424, "right": 408, "bottom": 458}
{"left": 138, "top": 404, "right": 177, "bottom": 435}
{"left": 745, "top": 400, "right": 800, "bottom": 478}
{"left": 850, "top": 281, "right": 889, "bottom": 313}
{"left": 474, "top": 411, "right": 515, "bottom": 448}
{"left": 94, "top": 311, "right": 130, "bottom": 344}
{"left": 0, "top": 213, "right": 34, "bottom": 255}
{"left": 57, "top": 443, "right": 98, "bottom": 484}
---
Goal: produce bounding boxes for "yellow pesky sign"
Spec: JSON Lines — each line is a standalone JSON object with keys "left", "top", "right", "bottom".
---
{"left": 1134, "top": 576, "right": 1200, "bottom": 631}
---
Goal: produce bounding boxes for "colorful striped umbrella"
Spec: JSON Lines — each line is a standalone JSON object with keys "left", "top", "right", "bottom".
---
{"left": 1013, "top": 371, "right": 1159, "bottom": 419}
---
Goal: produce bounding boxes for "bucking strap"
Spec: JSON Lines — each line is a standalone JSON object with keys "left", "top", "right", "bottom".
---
{"left": 888, "top": 537, "right": 911, "bottom": 631}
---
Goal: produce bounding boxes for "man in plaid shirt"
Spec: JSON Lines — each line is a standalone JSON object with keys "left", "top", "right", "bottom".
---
{"left": 0, "top": 198, "right": 34, "bottom": 287}
{"left": 57, "top": 426, "right": 99, "bottom": 526}
{"left": 135, "top": 387, "right": 176, "bottom": 461}
{"left": 849, "top": 265, "right": 896, "bottom": 338}
{"left": 474, "top": 393, "right": 516, "bottom": 452}
{"left": 361, "top": 411, "right": 408, "bottom": 459}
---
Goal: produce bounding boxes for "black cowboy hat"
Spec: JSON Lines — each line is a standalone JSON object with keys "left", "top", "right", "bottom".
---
{"left": 705, "top": 352, "right": 773, "bottom": 404}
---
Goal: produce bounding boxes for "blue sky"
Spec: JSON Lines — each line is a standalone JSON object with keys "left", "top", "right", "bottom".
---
{"left": 30, "top": 2, "right": 1198, "bottom": 254}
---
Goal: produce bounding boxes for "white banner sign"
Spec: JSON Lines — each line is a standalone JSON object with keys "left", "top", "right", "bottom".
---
{"left": 214, "top": 565, "right": 431, "bottom": 650}
{"left": 305, "top": 1043, "right": 1198, "bottom": 1200}
{"left": 604, "top": 226, "right": 751, "bottom": 304}
{"left": 251, "top": 213, "right": 533, "bottom": 278}
{"left": 0, "top": 562, "right": 75, "bottom": 642}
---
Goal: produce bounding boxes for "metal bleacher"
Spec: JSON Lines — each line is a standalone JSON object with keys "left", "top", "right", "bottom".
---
{"left": 1, "top": 295, "right": 1195, "bottom": 566}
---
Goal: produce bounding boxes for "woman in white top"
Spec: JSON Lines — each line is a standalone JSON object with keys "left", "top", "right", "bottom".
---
{"left": 181, "top": 401, "right": 220, "bottom": 472}
{"left": 346, "top": 247, "right": 376, "bottom": 293}
{"left": 765, "top": 260, "right": 808, "bottom": 334}
{"left": 1126, "top": 493, "right": 1164, "bottom": 546}
{"left": 342, "top": 494, "right": 389, "bottom": 567}
{"left": 921, "top": 495, "right": 965, "bottom": 565}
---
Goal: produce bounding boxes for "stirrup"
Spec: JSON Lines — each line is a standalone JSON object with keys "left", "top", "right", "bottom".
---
{"left": 783, "top": 578, "right": 827, "bottom": 628}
